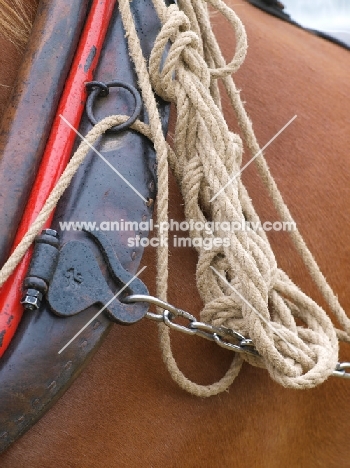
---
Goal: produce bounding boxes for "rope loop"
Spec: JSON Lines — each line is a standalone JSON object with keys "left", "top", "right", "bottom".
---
{"left": 205, "top": 0, "right": 248, "bottom": 77}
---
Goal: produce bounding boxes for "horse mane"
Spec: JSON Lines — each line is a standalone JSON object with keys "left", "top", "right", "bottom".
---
{"left": 0, "top": 0, "right": 37, "bottom": 51}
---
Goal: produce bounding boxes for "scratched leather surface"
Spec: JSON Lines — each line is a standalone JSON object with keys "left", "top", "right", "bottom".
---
{"left": 0, "top": 0, "right": 91, "bottom": 268}
{"left": 0, "top": 1, "right": 170, "bottom": 452}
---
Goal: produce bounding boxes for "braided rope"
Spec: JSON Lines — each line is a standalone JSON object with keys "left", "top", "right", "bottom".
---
{"left": 119, "top": 0, "right": 348, "bottom": 394}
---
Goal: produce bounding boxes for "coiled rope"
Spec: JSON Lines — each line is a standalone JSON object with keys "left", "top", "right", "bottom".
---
{"left": 1, "top": 0, "right": 349, "bottom": 396}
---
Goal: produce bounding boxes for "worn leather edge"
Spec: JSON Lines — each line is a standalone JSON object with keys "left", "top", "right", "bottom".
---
{"left": 0, "top": 0, "right": 171, "bottom": 453}
{"left": 0, "top": 0, "right": 91, "bottom": 267}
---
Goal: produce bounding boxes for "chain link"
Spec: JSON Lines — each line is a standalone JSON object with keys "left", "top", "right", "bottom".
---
{"left": 122, "top": 294, "right": 350, "bottom": 380}
{"left": 123, "top": 294, "right": 260, "bottom": 356}
{"left": 333, "top": 362, "right": 350, "bottom": 379}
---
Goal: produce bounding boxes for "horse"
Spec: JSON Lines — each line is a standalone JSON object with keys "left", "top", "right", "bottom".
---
{"left": 0, "top": 0, "right": 349, "bottom": 466}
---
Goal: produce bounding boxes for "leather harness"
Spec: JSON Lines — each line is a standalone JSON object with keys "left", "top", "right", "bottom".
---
{"left": 0, "top": 0, "right": 171, "bottom": 451}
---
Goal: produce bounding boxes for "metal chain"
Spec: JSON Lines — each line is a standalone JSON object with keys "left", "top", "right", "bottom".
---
{"left": 125, "top": 294, "right": 259, "bottom": 355}
{"left": 123, "top": 294, "right": 350, "bottom": 380}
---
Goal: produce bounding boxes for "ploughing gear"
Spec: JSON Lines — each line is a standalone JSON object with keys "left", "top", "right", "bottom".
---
{"left": 0, "top": 0, "right": 349, "bottom": 453}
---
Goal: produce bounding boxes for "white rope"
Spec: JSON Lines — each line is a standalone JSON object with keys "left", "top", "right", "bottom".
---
{"left": 119, "top": 0, "right": 348, "bottom": 395}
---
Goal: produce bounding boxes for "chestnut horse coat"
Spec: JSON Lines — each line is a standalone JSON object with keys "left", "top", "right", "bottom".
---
{"left": 0, "top": 1, "right": 350, "bottom": 467}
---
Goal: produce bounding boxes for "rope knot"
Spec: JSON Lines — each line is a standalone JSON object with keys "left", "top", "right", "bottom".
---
{"left": 149, "top": 5, "right": 210, "bottom": 102}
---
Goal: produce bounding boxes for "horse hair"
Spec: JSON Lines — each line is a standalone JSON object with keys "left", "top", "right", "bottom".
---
{"left": 0, "top": 0, "right": 37, "bottom": 51}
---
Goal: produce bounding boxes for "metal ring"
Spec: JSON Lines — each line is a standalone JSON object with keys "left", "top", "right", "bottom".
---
{"left": 85, "top": 81, "right": 109, "bottom": 97}
{"left": 85, "top": 80, "right": 142, "bottom": 132}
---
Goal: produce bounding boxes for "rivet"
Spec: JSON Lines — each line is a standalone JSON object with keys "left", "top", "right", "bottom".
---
{"left": 92, "top": 321, "right": 101, "bottom": 330}
{"left": 64, "top": 361, "right": 73, "bottom": 370}
{"left": 47, "top": 380, "right": 57, "bottom": 391}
